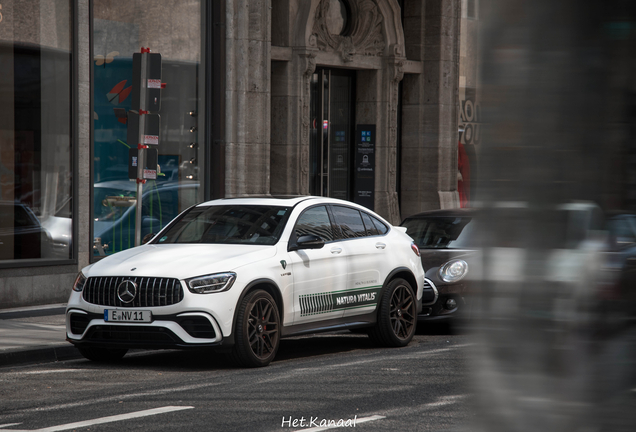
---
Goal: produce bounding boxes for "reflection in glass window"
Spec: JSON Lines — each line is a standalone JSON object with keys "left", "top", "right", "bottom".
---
{"left": 402, "top": 217, "right": 474, "bottom": 249}
{"left": 332, "top": 205, "right": 366, "bottom": 238}
{"left": 92, "top": 0, "right": 204, "bottom": 257}
{"left": 371, "top": 215, "right": 389, "bottom": 235}
{"left": 294, "top": 206, "right": 335, "bottom": 242}
{"left": 0, "top": 1, "right": 73, "bottom": 262}
{"left": 93, "top": 180, "right": 199, "bottom": 254}
{"left": 360, "top": 212, "right": 379, "bottom": 236}
{"left": 158, "top": 205, "right": 291, "bottom": 245}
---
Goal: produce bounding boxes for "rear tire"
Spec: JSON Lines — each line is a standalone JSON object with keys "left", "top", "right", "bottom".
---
{"left": 369, "top": 278, "right": 417, "bottom": 347}
{"left": 77, "top": 346, "right": 128, "bottom": 362}
{"left": 231, "top": 289, "right": 280, "bottom": 367}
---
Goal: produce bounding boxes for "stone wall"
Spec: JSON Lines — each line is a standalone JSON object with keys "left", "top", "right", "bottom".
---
{"left": 400, "top": 0, "right": 461, "bottom": 218}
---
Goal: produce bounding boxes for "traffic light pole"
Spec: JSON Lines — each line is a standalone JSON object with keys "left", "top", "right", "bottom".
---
{"left": 134, "top": 50, "right": 149, "bottom": 247}
{"left": 129, "top": 47, "right": 162, "bottom": 247}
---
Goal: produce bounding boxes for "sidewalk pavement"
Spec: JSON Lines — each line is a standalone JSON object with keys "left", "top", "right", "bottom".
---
{"left": 0, "top": 303, "right": 82, "bottom": 368}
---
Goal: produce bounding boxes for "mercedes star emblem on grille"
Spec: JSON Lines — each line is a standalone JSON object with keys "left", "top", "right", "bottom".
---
{"left": 117, "top": 280, "right": 138, "bottom": 303}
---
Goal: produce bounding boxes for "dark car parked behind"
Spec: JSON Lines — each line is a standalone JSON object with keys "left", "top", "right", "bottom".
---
{"left": 401, "top": 208, "right": 477, "bottom": 324}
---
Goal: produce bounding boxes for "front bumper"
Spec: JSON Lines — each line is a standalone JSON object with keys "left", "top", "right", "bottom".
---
{"left": 418, "top": 279, "right": 468, "bottom": 321}
{"left": 66, "top": 308, "right": 226, "bottom": 349}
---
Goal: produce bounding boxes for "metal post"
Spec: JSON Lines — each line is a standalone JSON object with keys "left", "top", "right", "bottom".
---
{"left": 135, "top": 51, "right": 148, "bottom": 247}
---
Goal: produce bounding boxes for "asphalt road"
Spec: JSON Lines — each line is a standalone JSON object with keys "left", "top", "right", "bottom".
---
{"left": 0, "top": 326, "right": 473, "bottom": 432}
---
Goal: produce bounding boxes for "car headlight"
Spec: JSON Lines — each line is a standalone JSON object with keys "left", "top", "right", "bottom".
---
{"left": 439, "top": 259, "right": 468, "bottom": 283}
{"left": 73, "top": 272, "right": 87, "bottom": 292}
{"left": 186, "top": 272, "right": 236, "bottom": 294}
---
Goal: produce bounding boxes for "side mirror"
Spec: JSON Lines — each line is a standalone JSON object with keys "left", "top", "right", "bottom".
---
{"left": 291, "top": 234, "right": 325, "bottom": 251}
{"left": 142, "top": 233, "right": 156, "bottom": 244}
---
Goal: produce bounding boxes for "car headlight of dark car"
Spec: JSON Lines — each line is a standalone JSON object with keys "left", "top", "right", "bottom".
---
{"left": 439, "top": 259, "right": 468, "bottom": 283}
{"left": 186, "top": 272, "right": 237, "bottom": 294}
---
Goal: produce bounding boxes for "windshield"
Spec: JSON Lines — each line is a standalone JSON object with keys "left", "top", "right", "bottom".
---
{"left": 402, "top": 216, "right": 474, "bottom": 249}
{"left": 155, "top": 205, "right": 292, "bottom": 245}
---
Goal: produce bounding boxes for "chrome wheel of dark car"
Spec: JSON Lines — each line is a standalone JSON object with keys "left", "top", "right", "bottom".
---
{"left": 232, "top": 290, "right": 280, "bottom": 367}
{"left": 369, "top": 278, "right": 416, "bottom": 347}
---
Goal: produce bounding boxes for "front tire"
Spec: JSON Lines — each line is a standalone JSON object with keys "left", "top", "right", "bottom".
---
{"left": 369, "top": 278, "right": 417, "bottom": 347}
{"left": 231, "top": 289, "right": 280, "bottom": 367}
{"left": 77, "top": 346, "right": 128, "bottom": 362}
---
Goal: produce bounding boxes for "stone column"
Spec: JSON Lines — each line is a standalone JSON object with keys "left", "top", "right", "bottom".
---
{"left": 78, "top": 0, "right": 91, "bottom": 269}
{"left": 224, "top": 0, "right": 272, "bottom": 196}
{"left": 400, "top": 0, "right": 461, "bottom": 218}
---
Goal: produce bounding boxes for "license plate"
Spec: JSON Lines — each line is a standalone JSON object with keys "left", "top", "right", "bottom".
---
{"left": 104, "top": 309, "right": 152, "bottom": 323}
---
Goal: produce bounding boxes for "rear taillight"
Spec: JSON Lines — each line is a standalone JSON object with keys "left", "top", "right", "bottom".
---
{"left": 411, "top": 242, "right": 420, "bottom": 257}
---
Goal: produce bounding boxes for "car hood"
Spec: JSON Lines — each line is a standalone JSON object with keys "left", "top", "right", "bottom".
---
{"left": 84, "top": 243, "right": 279, "bottom": 279}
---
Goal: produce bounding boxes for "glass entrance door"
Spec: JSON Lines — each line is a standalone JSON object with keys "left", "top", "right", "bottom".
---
{"left": 309, "top": 69, "right": 355, "bottom": 199}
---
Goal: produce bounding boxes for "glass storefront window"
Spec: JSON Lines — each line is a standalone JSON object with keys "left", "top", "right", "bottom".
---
{"left": 92, "top": 0, "right": 204, "bottom": 257}
{"left": 0, "top": 0, "right": 73, "bottom": 263}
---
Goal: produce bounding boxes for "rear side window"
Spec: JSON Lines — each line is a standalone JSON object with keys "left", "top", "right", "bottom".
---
{"left": 332, "top": 206, "right": 366, "bottom": 238}
{"left": 360, "top": 212, "right": 379, "bottom": 236}
{"left": 370, "top": 215, "right": 389, "bottom": 235}
{"left": 294, "top": 206, "right": 335, "bottom": 242}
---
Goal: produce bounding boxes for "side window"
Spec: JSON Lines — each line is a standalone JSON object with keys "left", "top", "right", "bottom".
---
{"left": 361, "top": 212, "right": 379, "bottom": 236}
{"left": 294, "top": 206, "right": 335, "bottom": 242}
{"left": 370, "top": 214, "right": 389, "bottom": 235}
{"left": 332, "top": 206, "right": 367, "bottom": 238}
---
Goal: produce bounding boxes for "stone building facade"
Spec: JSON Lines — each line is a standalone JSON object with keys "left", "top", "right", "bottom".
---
{"left": 0, "top": 0, "right": 462, "bottom": 308}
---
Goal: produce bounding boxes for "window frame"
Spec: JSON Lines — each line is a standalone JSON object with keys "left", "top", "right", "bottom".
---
{"left": 291, "top": 204, "right": 339, "bottom": 245}
{"left": 0, "top": 0, "right": 78, "bottom": 269}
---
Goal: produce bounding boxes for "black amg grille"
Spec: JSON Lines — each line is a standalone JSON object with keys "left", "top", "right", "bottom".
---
{"left": 84, "top": 325, "right": 181, "bottom": 345}
{"left": 82, "top": 276, "right": 184, "bottom": 307}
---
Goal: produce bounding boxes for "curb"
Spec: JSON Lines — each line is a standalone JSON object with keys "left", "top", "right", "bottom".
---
{"left": 0, "top": 345, "right": 82, "bottom": 368}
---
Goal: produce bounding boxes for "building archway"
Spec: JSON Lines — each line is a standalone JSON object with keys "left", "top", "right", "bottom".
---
{"left": 271, "top": 0, "right": 406, "bottom": 223}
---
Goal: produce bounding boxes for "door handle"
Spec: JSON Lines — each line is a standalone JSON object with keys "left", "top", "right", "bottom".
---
{"left": 330, "top": 247, "right": 343, "bottom": 254}
{"left": 375, "top": 243, "right": 386, "bottom": 249}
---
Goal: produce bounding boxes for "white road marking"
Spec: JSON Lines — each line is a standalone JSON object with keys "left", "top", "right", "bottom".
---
{"left": 5, "top": 370, "right": 84, "bottom": 375}
{"left": 298, "top": 415, "right": 386, "bottom": 432}
{"left": 18, "top": 382, "right": 220, "bottom": 414}
{"left": 313, "top": 345, "right": 472, "bottom": 369}
{"left": 0, "top": 425, "right": 22, "bottom": 429}
{"left": 419, "top": 394, "right": 467, "bottom": 408}
{"left": 0, "top": 406, "right": 193, "bottom": 432}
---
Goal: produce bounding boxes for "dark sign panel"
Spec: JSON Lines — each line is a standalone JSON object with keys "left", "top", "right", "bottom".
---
{"left": 354, "top": 124, "right": 375, "bottom": 210}
{"left": 126, "top": 111, "right": 160, "bottom": 147}
{"left": 128, "top": 148, "right": 158, "bottom": 180}
{"left": 131, "top": 52, "right": 162, "bottom": 113}
{"left": 330, "top": 125, "right": 349, "bottom": 200}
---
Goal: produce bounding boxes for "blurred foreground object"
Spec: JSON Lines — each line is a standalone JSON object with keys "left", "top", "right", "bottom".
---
{"left": 474, "top": 0, "right": 636, "bottom": 431}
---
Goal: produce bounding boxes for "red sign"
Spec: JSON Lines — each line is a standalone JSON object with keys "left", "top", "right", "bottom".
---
{"left": 143, "top": 135, "right": 159, "bottom": 145}
{"left": 143, "top": 169, "right": 157, "bottom": 180}
{"left": 147, "top": 79, "right": 161, "bottom": 89}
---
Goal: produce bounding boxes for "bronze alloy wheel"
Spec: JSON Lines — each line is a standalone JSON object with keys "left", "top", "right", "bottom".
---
{"left": 389, "top": 283, "right": 416, "bottom": 340}
{"left": 232, "top": 289, "right": 280, "bottom": 367}
{"left": 369, "top": 278, "right": 417, "bottom": 347}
